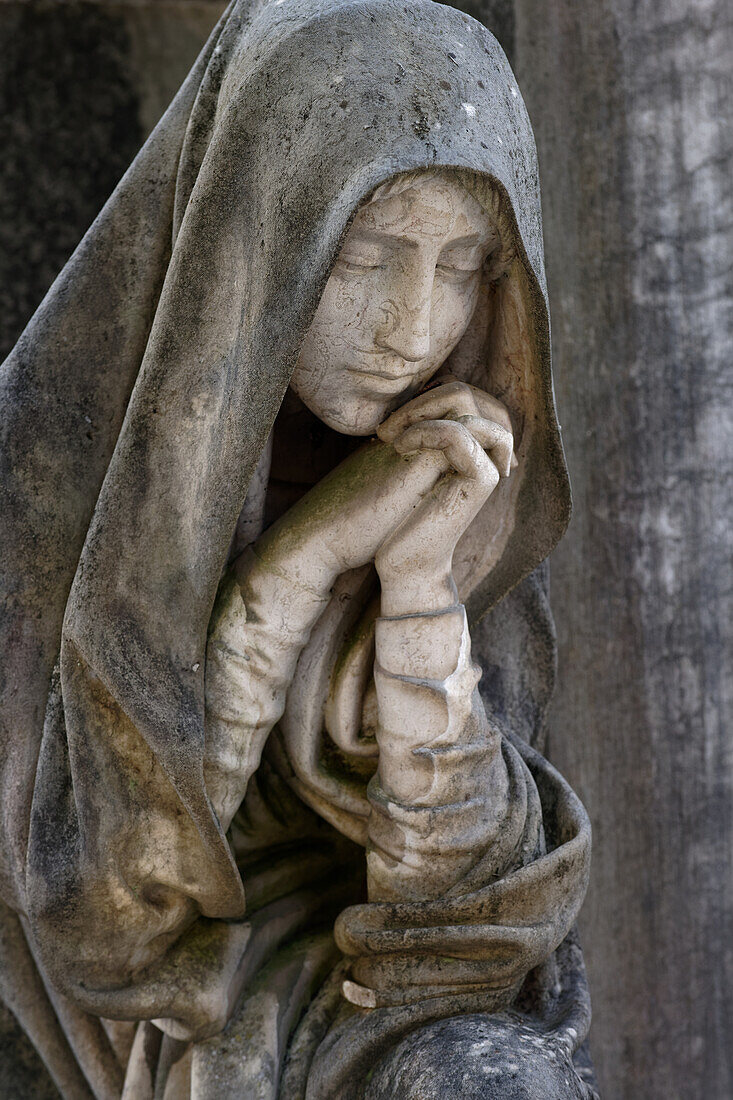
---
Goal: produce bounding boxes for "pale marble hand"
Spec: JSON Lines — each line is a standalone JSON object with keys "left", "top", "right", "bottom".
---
{"left": 375, "top": 378, "right": 514, "bottom": 615}
{"left": 205, "top": 381, "right": 514, "bottom": 838}
{"left": 254, "top": 380, "right": 512, "bottom": 593}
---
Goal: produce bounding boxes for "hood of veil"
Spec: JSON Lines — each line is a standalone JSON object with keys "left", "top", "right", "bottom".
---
{"left": 0, "top": 0, "right": 569, "bottom": 908}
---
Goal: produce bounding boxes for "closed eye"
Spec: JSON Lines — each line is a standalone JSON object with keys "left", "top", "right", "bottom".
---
{"left": 334, "top": 257, "right": 385, "bottom": 274}
{"left": 435, "top": 263, "right": 482, "bottom": 281}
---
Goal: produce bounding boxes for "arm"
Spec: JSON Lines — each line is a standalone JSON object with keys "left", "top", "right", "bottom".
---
{"left": 367, "top": 606, "right": 511, "bottom": 903}
{"left": 204, "top": 550, "right": 333, "bottom": 832}
{"left": 204, "top": 438, "right": 457, "bottom": 830}
{"left": 366, "top": 386, "right": 516, "bottom": 902}
{"left": 207, "top": 382, "right": 516, "bottom": 891}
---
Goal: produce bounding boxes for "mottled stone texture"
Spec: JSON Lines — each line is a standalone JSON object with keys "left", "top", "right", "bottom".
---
{"left": 0, "top": 1003, "right": 59, "bottom": 1100}
{"left": 1, "top": 0, "right": 731, "bottom": 1097}
{"left": 0, "top": 5, "right": 223, "bottom": 1095}
{"left": 451, "top": 0, "right": 515, "bottom": 63}
{"left": 0, "top": 0, "right": 225, "bottom": 363}
{"left": 365, "top": 1016, "right": 590, "bottom": 1099}
{"left": 513, "top": 2, "right": 733, "bottom": 1098}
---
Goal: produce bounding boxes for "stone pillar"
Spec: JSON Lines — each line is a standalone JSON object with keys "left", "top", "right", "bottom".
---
{"left": 514, "top": 3, "right": 733, "bottom": 1096}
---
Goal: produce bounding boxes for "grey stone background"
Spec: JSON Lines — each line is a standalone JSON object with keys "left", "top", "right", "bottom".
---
{"left": 1, "top": 1, "right": 731, "bottom": 1096}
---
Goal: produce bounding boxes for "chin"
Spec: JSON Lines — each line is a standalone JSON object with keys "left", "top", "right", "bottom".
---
{"left": 319, "top": 400, "right": 391, "bottom": 437}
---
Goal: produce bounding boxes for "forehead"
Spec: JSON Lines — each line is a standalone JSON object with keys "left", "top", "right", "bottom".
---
{"left": 352, "top": 175, "right": 494, "bottom": 244}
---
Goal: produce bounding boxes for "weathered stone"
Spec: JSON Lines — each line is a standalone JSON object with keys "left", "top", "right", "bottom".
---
{"left": 365, "top": 1015, "right": 591, "bottom": 1099}
{"left": 514, "top": 2, "right": 733, "bottom": 1096}
{"left": 1, "top": 1, "right": 594, "bottom": 1095}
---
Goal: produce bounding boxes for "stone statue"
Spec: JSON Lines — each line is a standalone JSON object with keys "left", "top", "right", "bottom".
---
{"left": 0, "top": 0, "right": 595, "bottom": 1096}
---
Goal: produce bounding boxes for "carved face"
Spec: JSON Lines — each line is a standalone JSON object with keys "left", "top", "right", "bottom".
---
{"left": 291, "top": 172, "right": 499, "bottom": 435}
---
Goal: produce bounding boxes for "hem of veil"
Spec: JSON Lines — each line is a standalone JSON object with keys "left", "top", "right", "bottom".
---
{"left": 341, "top": 976, "right": 522, "bottom": 1010}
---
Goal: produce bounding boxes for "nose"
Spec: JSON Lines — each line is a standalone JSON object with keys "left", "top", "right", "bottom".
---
{"left": 376, "top": 267, "right": 433, "bottom": 362}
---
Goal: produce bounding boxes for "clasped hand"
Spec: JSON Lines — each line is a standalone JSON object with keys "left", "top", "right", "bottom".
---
{"left": 255, "top": 379, "right": 515, "bottom": 613}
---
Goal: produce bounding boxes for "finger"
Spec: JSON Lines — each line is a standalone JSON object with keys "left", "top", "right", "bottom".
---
{"left": 467, "top": 389, "right": 514, "bottom": 435}
{"left": 375, "top": 457, "right": 499, "bottom": 580}
{"left": 393, "top": 419, "right": 493, "bottom": 481}
{"left": 378, "top": 379, "right": 514, "bottom": 442}
{"left": 430, "top": 377, "right": 514, "bottom": 435}
{"left": 377, "top": 381, "right": 480, "bottom": 442}
{"left": 456, "top": 414, "right": 514, "bottom": 478}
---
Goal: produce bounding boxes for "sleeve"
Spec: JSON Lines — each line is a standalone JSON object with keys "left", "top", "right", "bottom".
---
{"left": 367, "top": 604, "right": 512, "bottom": 902}
{"left": 204, "top": 548, "right": 332, "bottom": 832}
{"left": 334, "top": 607, "right": 590, "bottom": 1019}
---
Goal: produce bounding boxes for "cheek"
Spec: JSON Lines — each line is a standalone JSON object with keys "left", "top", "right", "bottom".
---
{"left": 295, "top": 280, "right": 361, "bottom": 390}
{"left": 430, "top": 279, "right": 480, "bottom": 351}
{"left": 309, "top": 274, "right": 381, "bottom": 350}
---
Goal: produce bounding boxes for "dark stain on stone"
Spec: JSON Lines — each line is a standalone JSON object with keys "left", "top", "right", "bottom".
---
{"left": 411, "top": 92, "right": 431, "bottom": 138}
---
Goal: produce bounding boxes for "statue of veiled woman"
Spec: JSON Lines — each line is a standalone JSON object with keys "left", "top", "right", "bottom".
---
{"left": 0, "top": 0, "right": 596, "bottom": 1096}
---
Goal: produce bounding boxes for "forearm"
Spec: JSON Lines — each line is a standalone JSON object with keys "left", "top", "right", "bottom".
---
{"left": 378, "top": 560, "right": 457, "bottom": 618}
{"left": 205, "top": 547, "right": 334, "bottom": 830}
{"left": 367, "top": 589, "right": 511, "bottom": 903}
{"left": 205, "top": 442, "right": 446, "bottom": 830}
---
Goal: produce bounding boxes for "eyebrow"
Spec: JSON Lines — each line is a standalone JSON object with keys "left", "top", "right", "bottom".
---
{"left": 346, "top": 228, "right": 488, "bottom": 249}
{"left": 439, "top": 234, "right": 487, "bottom": 250}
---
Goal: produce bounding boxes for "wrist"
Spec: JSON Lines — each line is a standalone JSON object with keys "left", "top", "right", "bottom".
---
{"left": 378, "top": 569, "right": 458, "bottom": 617}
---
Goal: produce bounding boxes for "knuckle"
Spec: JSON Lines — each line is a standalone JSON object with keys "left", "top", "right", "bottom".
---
{"left": 442, "top": 381, "right": 469, "bottom": 403}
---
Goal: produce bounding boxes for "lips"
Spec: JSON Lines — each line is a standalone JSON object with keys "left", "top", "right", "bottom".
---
{"left": 346, "top": 367, "right": 418, "bottom": 393}
{"left": 349, "top": 367, "right": 412, "bottom": 380}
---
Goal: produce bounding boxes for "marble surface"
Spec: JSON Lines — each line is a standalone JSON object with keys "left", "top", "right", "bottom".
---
{"left": 0, "top": 1, "right": 593, "bottom": 1095}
